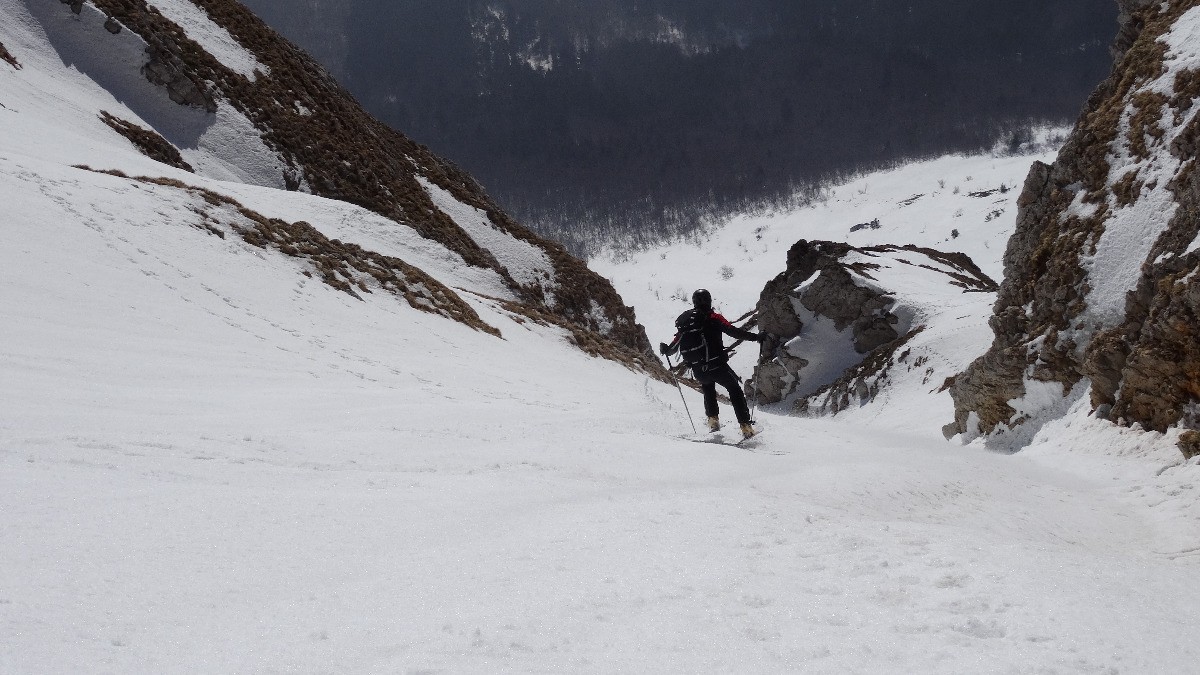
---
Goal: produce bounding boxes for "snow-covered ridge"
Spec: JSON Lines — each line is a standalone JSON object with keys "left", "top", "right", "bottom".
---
{"left": 0, "top": 0, "right": 652, "bottom": 358}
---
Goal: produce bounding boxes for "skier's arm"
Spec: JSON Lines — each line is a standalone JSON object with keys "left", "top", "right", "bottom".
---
{"left": 659, "top": 334, "right": 680, "bottom": 356}
{"left": 714, "top": 313, "right": 762, "bottom": 342}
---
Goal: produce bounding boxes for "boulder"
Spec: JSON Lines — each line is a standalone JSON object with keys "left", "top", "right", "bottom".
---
{"left": 1180, "top": 431, "right": 1200, "bottom": 460}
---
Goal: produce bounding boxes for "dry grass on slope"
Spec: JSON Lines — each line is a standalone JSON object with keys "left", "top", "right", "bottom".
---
{"left": 90, "top": 0, "right": 506, "bottom": 276}
{"left": 0, "top": 40, "right": 21, "bottom": 69}
{"left": 76, "top": 166, "right": 501, "bottom": 336}
{"left": 88, "top": 0, "right": 653, "bottom": 359}
{"left": 99, "top": 111, "right": 194, "bottom": 172}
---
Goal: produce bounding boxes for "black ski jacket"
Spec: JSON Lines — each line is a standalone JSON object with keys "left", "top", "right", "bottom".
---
{"left": 663, "top": 309, "right": 759, "bottom": 372}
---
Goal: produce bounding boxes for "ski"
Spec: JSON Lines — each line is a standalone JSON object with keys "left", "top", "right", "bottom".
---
{"left": 677, "top": 424, "right": 764, "bottom": 448}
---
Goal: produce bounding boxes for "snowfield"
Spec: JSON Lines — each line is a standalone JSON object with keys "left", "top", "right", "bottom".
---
{"left": 2, "top": 2, "right": 1200, "bottom": 673}
{"left": 2, "top": 143, "right": 1198, "bottom": 675}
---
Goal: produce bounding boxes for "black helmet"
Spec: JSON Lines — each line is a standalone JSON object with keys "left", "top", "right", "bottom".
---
{"left": 692, "top": 288, "right": 712, "bottom": 310}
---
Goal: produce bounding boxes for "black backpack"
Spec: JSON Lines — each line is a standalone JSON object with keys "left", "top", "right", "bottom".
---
{"left": 674, "top": 309, "right": 710, "bottom": 367}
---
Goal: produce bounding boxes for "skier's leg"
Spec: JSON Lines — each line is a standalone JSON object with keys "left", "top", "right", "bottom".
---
{"left": 717, "top": 367, "right": 752, "bottom": 424}
{"left": 701, "top": 378, "right": 719, "bottom": 420}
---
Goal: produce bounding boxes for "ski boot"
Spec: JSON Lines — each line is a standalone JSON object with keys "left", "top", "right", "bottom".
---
{"left": 740, "top": 423, "right": 756, "bottom": 439}
{"left": 707, "top": 416, "right": 721, "bottom": 432}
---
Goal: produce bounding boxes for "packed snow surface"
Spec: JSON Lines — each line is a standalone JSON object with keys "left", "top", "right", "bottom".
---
{"left": 1, "top": 4, "right": 1199, "bottom": 671}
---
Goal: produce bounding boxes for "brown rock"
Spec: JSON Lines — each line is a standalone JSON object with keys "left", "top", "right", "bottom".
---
{"left": 949, "top": 1, "right": 1200, "bottom": 456}
{"left": 1180, "top": 431, "right": 1200, "bottom": 460}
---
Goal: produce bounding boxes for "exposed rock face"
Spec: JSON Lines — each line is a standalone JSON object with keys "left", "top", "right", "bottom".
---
{"left": 55, "top": 0, "right": 652, "bottom": 363}
{"left": 948, "top": 0, "right": 1200, "bottom": 455}
{"left": 1114, "top": 0, "right": 1158, "bottom": 60}
{"left": 141, "top": 45, "right": 218, "bottom": 112}
{"left": 755, "top": 239, "right": 997, "bottom": 413}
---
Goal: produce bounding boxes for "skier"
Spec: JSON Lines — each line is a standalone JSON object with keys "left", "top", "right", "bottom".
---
{"left": 660, "top": 289, "right": 764, "bottom": 438}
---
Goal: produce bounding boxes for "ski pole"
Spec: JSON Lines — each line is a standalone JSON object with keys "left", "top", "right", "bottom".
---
{"left": 664, "top": 353, "right": 697, "bottom": 434}
{"left": 749, "top": 363, "right": 760, "bottom": 424}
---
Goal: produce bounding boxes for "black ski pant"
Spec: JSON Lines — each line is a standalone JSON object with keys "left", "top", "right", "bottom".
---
{"left": 697, "top": 364, "right": 752, "bottom": 425}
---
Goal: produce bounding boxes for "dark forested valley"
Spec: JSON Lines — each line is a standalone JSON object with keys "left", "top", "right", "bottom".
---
{"left": 240, "top": 0, "right": 1115, "bottom": 253}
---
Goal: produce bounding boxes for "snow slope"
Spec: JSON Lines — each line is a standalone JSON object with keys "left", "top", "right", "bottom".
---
{"left": 3, "top": 134, "right": 1198, "bottom": 675}
{"left": 3, "top": 154, "right": 1198, "bottom": 671}
{"left": 593, "top": 139, "right": 1060, "bottom": 428}
{"left": 2, "top": 3, "right": 1200, "bottom": 673}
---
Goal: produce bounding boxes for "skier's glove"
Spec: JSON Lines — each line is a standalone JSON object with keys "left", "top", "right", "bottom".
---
{"left": 754, "top": 333, "right": 766, "bottom": 343}
{"left": 659, "top": 342, "right": 671, "bottom": 355}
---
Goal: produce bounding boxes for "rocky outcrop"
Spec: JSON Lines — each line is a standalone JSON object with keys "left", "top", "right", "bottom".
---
{"left": 1114, "top": 0, "right": 1157, "bottom": 60}
{"left": 948, "top": 0, "right": 1200, "bottom": 455}
{"left": 59, "top": 0, "right": 651, "bottom": 361}
{"left": 141, "top": 45, "right": 218, "bottom": 112}
{"left": 1181, "top": 430, "right": 1200, "bottom": 459}
{"left": 754, "top": 239, "right": 997, "bottom": 413}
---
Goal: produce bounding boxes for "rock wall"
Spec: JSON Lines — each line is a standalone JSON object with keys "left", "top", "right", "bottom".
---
{"left": 948, "top": 0, "right": 1200, "bottom": 455}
